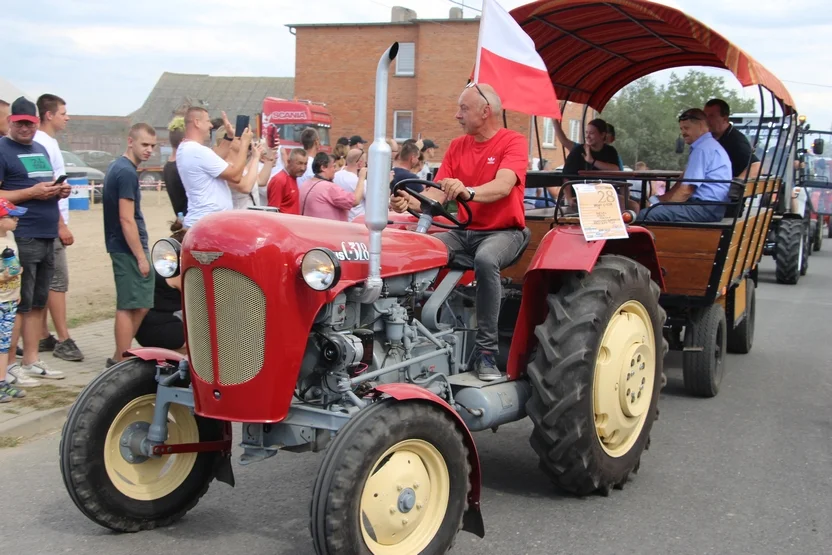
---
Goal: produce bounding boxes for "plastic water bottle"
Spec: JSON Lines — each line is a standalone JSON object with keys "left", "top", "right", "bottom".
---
{"left": 2, "top": 247, "right": 20, "bottom": 276}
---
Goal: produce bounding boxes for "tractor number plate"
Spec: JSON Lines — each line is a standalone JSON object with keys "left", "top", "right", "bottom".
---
{"left": 336, "top": 241, "right": 370, "bottom": 262}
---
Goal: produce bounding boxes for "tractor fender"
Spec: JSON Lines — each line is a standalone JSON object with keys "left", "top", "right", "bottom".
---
{"left": 373, "top": 383, "right": 485, "bottom": 539}
{"left": 125, "top": 347, "right": 186, "bottom": 365}
{"left": 506, "top": 226, "right": 663, "bottom": 380}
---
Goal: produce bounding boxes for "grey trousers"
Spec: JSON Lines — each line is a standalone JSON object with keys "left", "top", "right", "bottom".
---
{"left": 435, "top": 228, "right": 525, "bottom": 353}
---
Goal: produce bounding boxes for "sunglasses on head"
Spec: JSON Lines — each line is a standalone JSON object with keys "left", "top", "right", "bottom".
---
{"left": 465, "top": 82, "right": 490, "bottom": 106}
{"left": 678, "top": 112, "right": 703, "bottom": 122}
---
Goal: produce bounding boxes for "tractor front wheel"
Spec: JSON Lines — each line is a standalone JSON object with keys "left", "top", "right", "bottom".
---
{"left": 60, "top": 359, "right": 224, "bottom": 532}
{"left": 310, "top": 399, "right": 470, "bottom": 555}
{"left": 812, "top": 219, "right": 823, "bottom": 251}
{"left": 526, "top": 255, "right": 665, "bottom": 496}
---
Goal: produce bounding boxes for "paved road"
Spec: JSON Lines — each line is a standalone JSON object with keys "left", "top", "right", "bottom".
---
{"left": 2, "top": 255, "right": 831, "bottom": 555}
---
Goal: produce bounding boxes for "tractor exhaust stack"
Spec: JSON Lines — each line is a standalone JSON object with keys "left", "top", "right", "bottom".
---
{"left": 357, "top": 42, "right": 399, "bottom": 303}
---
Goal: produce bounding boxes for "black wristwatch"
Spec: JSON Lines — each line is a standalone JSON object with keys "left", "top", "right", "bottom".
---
{"left": 223, "top": 134, "right": 234, "bottom": 142}
{"left": 466, "top": 187, "right": 476, "bottom": 201}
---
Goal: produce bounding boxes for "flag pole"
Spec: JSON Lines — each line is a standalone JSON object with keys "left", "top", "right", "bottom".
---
{"left": 473, "top": 0, "right": 488, "bottom": 82}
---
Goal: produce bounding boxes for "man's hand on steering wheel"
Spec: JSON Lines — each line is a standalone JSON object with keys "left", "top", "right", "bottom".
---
{"left": 391, "top": 178, "right": 472, "bottom": 230}
{"left": 437, "top": 178, "right": 471, "bottom": 201}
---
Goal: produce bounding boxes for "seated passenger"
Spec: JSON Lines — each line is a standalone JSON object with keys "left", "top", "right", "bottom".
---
{"left": 704, "top": 98, "right": 760, "bottom": 179}
{"left": 638, "top": 109, "right": 732, "bottom": 223}
{"left": 135, "top": 226, "right": 186, "bottom": 352}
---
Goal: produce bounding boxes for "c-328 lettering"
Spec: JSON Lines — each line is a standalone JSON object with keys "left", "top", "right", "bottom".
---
{"left": 335, "top": 242, "right": 370, "bottom": 262}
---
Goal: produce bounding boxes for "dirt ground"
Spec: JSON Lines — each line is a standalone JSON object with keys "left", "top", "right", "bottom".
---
{"left": 57, "top": 188, "right": 178, "bottom": 328}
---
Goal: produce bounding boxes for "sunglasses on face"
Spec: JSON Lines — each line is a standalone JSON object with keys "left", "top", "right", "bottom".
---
{"left": 465, "top": 82, "right": 490, "bottom": 106}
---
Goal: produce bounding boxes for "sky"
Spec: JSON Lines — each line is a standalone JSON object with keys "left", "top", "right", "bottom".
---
{"left": 3, "top": 0, "right": 831, "bottom": 128}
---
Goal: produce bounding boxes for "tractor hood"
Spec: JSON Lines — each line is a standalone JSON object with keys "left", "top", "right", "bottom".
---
{"left": 182, "top": 210, "right": 449, "bottom": 298}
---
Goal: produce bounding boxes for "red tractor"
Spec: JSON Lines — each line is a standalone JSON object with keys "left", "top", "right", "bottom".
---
{"left": 60, "top": 44, "right": 666, "bottom": 552}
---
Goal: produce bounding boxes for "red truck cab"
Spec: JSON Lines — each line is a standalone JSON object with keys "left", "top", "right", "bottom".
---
{"left": 261, "top": 97, "right": 332, "bottom": 153}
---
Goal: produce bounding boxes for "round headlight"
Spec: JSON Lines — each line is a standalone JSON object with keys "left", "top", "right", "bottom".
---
{"left": 301, "top": 248, "right": 341, "bottom": 291}
{"left": 152, "top": 238, "right": 181, "bottom": 278}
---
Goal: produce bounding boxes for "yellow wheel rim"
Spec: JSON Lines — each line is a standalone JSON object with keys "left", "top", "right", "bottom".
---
{"left": 593, "top": 301, "right": 656, "bottom": 458}
{"left": 359, "top": 439, "right": 450, "bottom": 555}
{"left": 103, "top": 394, "right": 199, "bottom": 501}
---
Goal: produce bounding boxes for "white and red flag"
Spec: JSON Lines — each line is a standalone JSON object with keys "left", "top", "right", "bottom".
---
{"left": 473, "top": 0, "right": 561, "bottom": 119}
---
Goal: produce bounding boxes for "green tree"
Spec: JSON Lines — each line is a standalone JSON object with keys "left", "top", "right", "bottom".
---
{"left": 600, "top": 70, "right": 756, "bottom": 170}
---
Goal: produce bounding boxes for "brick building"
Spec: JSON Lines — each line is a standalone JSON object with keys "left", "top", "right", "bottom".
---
{"left": 290, "top": 7, "right": 591, "bottom": 170}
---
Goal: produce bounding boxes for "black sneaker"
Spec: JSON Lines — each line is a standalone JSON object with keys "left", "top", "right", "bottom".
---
{"left": 39, "top": 334, "right": 58, "bottom": 353}
{"left": 475, "top": 350, "right": 502, "bottom": 382}
{"left": 53, "top": 338, "right": 84, "bottom": 362}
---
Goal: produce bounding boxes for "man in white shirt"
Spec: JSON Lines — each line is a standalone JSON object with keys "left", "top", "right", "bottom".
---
{"left": 177, "top": 107, "right": 252, "bottom": 228}
{"left": 296, "top": 127, "right": 320, "bottom": 188}
{"left": 333, "top": 148, "right": 367, "bottom": 222}
{"left": 33, "top": 94, "right": 84, "bottom": 362}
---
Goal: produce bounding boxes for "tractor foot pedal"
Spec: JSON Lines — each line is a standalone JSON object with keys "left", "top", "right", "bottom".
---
{"left": 239, "top": 446, "right": 278, "bottom": 465}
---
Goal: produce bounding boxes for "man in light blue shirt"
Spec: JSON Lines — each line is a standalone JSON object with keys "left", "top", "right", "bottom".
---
{"left": 639, "top": 108, "right": 732, "bottom": 222}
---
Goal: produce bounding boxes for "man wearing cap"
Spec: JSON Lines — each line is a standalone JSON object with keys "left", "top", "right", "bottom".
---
{"left": 0, "top": 97, "right": 70, "bottom": 383}
{"left": 417, "top": 139, "right": 439, "bottom": 181}
{"left": 349, "top": 135, "right": 368, "bottom": 151}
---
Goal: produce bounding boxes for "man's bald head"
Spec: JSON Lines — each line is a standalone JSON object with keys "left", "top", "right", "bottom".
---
{"left": 456, "top": 82, "right": 503, "bottom": 137}
{"left": 346, "top": 148, "right": 364, "bottom": 166}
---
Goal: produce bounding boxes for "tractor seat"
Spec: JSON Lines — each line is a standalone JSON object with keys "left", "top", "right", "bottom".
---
{"left": 447, "top": 227, "right": 531, "bottom": 271}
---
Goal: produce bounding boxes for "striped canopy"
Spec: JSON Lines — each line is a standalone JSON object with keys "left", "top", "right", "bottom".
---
{"left": 510, "top": 0, "right": 796, "bottom": 113}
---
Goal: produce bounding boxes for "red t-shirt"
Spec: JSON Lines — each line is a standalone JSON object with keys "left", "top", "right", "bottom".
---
{"left": 267, "top": 171, "right": 300, "bottom": 215}
{"left": 434, "top": 128, "right": 528, "bottom": 231}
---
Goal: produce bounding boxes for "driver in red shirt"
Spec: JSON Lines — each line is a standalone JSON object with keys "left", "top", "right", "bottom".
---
{"left": 391, "top": 83, "right": 528, "bottom": 381}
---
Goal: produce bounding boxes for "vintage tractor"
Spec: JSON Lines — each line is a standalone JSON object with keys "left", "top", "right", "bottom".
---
{"left": 60, "top": 43, "right": 666, "bottom": 553}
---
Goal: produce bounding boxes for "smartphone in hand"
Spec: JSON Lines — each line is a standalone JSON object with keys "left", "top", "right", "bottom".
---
{"left": 235, "top": 115, "right": 250, "bottom": 138}
{"left": 54, "top": 174, "right": 68, "bottom": 184}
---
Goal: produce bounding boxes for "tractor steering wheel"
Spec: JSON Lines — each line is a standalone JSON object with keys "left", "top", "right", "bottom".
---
{"left": 392, "top": 178, "right": 472, "bottom": 231}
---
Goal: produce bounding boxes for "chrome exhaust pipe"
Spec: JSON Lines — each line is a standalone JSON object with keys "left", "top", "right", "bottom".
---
{"left": 356, "top": 42, "right": 398, "bottom": 303}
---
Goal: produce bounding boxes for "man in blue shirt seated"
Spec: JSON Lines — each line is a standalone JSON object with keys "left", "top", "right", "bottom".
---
{"left": 639, "top": 108, "right": 732, "bottom": 223}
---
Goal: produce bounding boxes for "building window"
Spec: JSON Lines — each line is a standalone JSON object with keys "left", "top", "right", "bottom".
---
{"left": 394, "top": 111, "right": 413, "bottom": 141}
{"left": 396, "top": 43, "right": 416, "bottom": 76}
{"left": 543, "top": 118, "right": 556, "bottom": 148}
{"left": 569, "top": 119, "right": 581, "bottom": 143}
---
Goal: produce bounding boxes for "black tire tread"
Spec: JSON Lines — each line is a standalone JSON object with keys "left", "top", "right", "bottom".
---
{"left": 60, "top": 360, "right": 220, "bottom": 532}
{"left": 525, "top": 255, "right": 665, "bottom": 496}
{"left": 682, "top": 305, "right": 727, "bottom": 397}
{"left": 775, "top": 219, "right": 803, "bottom": 284}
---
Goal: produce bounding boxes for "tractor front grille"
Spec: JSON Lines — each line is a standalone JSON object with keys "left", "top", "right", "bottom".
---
{"left": 213, "top": 268, "right": 266, "bottom": 385}
{"left": 184, "top": 268, "right": 214, "bottom": 383}
{"left": 183, "top": 267, "right": 266, "bottom": 386}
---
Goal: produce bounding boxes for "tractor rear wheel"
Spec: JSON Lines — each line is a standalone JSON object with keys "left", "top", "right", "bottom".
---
{"left": 682, "top": 304, "right": 727, "bottom": 397}
{"left": 801, "top": 224, "right": 810, "bottom": 275}
{"left": 310, "top": 399, "right": 470, "bottom": 555}
{"left": 60, "top": 359, "right": 224, "bottom": 532}
{"left": 812, "top": 219, "right": 823, "bottom": 251}
{"left": 775, "top": 218, "right": 803, "bottom": 284}
{"left": 727, "top": 279, "right": 756, "bottom": 354}
{"left": 526, "top": 255, "right": 665, "bottom": 496}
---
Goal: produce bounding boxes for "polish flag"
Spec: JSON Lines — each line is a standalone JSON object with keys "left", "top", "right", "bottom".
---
{"left": 474, "top": 0, "right": 561, "bottom": 119}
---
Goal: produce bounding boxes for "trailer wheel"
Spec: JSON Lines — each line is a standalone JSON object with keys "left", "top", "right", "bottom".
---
{"left": 60, "top": 359, "right": 223, "bottom": 532}
{"left": 727, "top": 279, "right": 756, "bottom": 354}
{"left": 311, "top": 400, "right": 469, "bottom": 555}
{"left": 525, "top": 255, "right": 665, "bottom": 496}
{"left": 682, "top": 304, "right": 727, "bottom": 397}
{"left": 774, "top": 218, "right": 803, "bottom": 284}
